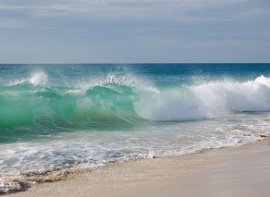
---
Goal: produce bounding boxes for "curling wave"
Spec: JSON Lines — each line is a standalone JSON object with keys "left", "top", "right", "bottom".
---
{"left": 1, "top": 73, "right": 270, "bottom": 139}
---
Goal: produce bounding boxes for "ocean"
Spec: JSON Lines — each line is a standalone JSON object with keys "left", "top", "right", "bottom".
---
{"left": 0, "top": 64, "right": 270, "bottom": 193}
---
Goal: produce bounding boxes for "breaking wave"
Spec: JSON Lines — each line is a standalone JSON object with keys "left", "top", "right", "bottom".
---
{"left": 1, "top": 72, "right": 270, "bottom": 140}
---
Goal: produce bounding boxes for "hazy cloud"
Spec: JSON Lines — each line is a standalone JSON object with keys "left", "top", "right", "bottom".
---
{"left": 0, "top": 0, "right": 269, "bottom": 63}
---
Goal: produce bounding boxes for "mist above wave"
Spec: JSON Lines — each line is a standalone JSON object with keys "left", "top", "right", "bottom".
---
{"left": 136, "top": 75, "right": 270, "bottom": 121}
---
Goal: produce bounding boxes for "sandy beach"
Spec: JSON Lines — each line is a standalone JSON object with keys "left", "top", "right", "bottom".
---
{"left": 7, "top": 137, "right": 270, "bottom": 197}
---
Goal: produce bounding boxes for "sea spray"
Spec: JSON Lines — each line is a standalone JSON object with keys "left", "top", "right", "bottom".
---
{"left": 1, "top": 71, "right": 270, "bottom": 141}
{"left": 1, "top": 64, "right": 270, "bottom": 193}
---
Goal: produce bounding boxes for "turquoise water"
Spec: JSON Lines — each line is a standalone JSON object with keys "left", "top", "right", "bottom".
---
{"left": 0, "top": 64, "right": 270, "bottom": 193}
{"left": 1, "top": 64, "right": 270, "bottom": 142}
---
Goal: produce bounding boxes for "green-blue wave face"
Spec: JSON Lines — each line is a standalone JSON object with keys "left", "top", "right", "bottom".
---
{"left": 0, "top": 83, "right": 140, "bottom": 142}
{"left": 1, "top": 63, "right": 270, "bottom": 143}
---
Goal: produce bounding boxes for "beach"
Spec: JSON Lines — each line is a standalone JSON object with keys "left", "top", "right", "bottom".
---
{"left": 0, "top": 0, "right": 269, "bottom": 193}
{"left": 1, "top": 64, "right": 270, "bottom": 196}
{"left": 7, "top": 137, "right": 270, "bottom": 197}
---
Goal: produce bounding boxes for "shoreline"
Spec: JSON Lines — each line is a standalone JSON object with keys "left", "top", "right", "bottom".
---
{"left": 6, "top": 137, "right": 270, "bottom": 197}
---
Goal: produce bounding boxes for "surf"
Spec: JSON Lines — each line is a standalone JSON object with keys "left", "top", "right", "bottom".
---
{"left": 137, "top": 75, "right": 270, "bottom": 121}
{"left": 1, "top": 64, "right": 270, "bottom": 194}
{"left": 1, "top": 70, "right": 270, "bottom": 142}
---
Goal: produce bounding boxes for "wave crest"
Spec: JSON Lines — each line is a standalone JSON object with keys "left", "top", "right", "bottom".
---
{"left": 135, "top": 75, "right": 270, "bottom": 121}
{"left": 1, "top": 75, "right": 270, "bottom": 137}
{"left": 8, "top": 71, "right": 48, "bottom": 86}
{"left": 29, "top": 72, "right": 48, "bottom": 86}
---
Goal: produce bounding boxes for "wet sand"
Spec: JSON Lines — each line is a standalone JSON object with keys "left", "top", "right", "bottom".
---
{"left": 8, "top": 138, "right": 270, "bottom": 197}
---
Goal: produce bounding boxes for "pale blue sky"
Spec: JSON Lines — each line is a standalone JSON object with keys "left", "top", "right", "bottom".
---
{"left": 0, "top": 0, "right": 269, "bottom": 63}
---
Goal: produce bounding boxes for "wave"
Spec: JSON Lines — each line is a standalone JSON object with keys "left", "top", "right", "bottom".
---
{"left": 8, "top": 71, "right": 48, "bottom": 86}
{"left": 137, "top": 75, "right": 270, "bottom": 121}
{"left": 1, "top": 73, "right": 270, "bottom": 139}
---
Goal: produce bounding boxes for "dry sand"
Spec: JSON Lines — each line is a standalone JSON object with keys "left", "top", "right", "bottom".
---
{"left": 8, "top": 138, "right": 270, "bottom": 197}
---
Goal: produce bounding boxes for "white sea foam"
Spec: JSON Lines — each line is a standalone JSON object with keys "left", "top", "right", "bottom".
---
{"left": 1, "top": 113, "right": 270, "bottom": 194}
{"left": 65, "top": 73, "right": 159, "bottom": 95}
{"left": 1, "top": 112, "right": 270, "bottom": 194}
{"left": 29, "top": 72, "right": 48, "bottom": 86}
{"left": 8, "top": 71, "right": 48, "bottom": 86}
{"left": 136, "top": 75, "right": 270, "bottom": 121}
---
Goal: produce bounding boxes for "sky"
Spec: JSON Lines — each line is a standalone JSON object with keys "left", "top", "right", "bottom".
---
{"left": 0, "top": 0, "right": 269, "bottom": 63}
